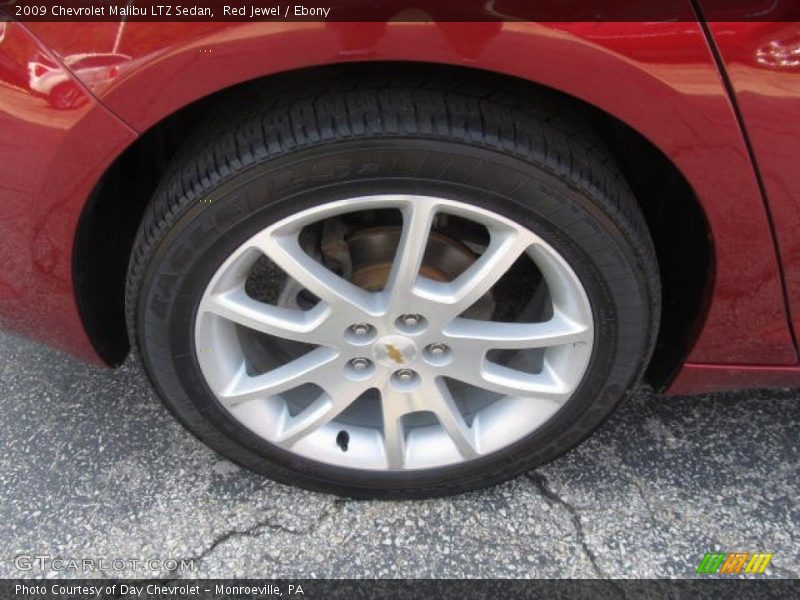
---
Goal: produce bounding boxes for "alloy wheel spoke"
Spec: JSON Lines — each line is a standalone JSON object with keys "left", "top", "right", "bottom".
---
{"left": 444, "top": 314, "right": 591, "bottom": 350}
{"left": 252, "top": 230, "right": 377, "bottom": 314}
{"left": 424, "top": 379, "right": 479, "bottom": 459}
{"left": 218, "top": 347, "right": 339, "bottom": 407}
{"left": 202, "top": 287, "right": 334, "bottom": 345}
{"left": 383, "top": 198, "right": 439, "bottom": 311}
{"left": 416, "top": 227, "right": 533, "bottom": 318}
{"left": 274, "top": 382, "right": 368, "bottom": 448}
{"left": 380, "top": 388, "right": 409, "bottom": 469}
{"left": 380, "top": 379, "right": 479, "bottom": 467}
{"left": 451, "top": 361, "right": 571, "bottom": 402}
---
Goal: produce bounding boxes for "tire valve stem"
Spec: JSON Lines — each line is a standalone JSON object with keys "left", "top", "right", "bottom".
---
{"left": 336, "top": 430, "right": 350, "bottom": 452}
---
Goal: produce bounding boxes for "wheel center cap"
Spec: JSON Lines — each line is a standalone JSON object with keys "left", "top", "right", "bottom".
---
{"left": 372, "top": 335, "right": 418, "bottom": 368}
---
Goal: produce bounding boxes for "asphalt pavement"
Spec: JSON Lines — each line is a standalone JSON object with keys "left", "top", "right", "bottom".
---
{"left": 0, "top": 331, "right": 797, "bottom": 579}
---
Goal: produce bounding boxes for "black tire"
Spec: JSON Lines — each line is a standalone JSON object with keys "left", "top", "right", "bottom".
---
{"left": 126, "top": 73, "right": 660, "bottom": 499}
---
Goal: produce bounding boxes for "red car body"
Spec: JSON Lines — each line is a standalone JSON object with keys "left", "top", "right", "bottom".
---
{"left": 1, "top": 2, "right": 799, "bottom": 395}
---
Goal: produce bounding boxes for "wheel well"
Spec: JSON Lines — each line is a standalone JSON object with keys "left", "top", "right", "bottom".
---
{"left": 74, "top": 62, "right": 712, "bottom": 387}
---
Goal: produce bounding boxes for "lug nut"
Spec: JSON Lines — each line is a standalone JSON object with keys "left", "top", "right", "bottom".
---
{"left": 423, "top": 343, "right": 453, "bottom": 366}
{"left": 391, "top": 368, "right": 420, "bottom": 389}
{"left": 345, "top": 323, "right": 375, "bottom": 345}
{"left": 395, "top": 369, "right": 415, "bottom": 382}
{"left": 349, "top": 358, "right": 371, "bottom": 372}
{"left": 401, "top": 314, "right": 421, "bottom": 327}
{"left": 350, "top": 323, "right": 371, "bottom": 337}
{"left": 429, "top": 343, "right": 448, "bottom": 357}
{"left": 396, "top": 314, "right": 427, "bottom": 332}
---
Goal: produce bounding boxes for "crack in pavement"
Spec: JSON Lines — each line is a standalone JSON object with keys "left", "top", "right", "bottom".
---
{"left": 172, "top": 499, "right": 347, "bottom": 573}
{"left": 526, "top": 472, "right": 606, "bottom": 579}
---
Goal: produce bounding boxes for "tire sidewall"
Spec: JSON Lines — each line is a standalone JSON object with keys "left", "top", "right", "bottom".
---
{"left": 136, "top": 139, "right": 652, "bottom": 497}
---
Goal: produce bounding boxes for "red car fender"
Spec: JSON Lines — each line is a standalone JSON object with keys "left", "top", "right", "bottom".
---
{"left": 0, "top": 22, "right": 136, "bottom": 362}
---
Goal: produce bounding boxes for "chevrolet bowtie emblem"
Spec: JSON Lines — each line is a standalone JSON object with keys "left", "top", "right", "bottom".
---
{"left": 385, "top": 344, "right": 406, "bottom": 364}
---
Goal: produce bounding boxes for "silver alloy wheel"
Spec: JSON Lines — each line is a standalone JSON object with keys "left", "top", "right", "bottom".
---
{"left": 194, "top": 195, "right": 594, "bottom": 471}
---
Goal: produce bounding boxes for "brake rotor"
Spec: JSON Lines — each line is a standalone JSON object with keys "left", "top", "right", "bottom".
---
{"left": 347, "top": 226, "right": 495, "bottom": 319}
